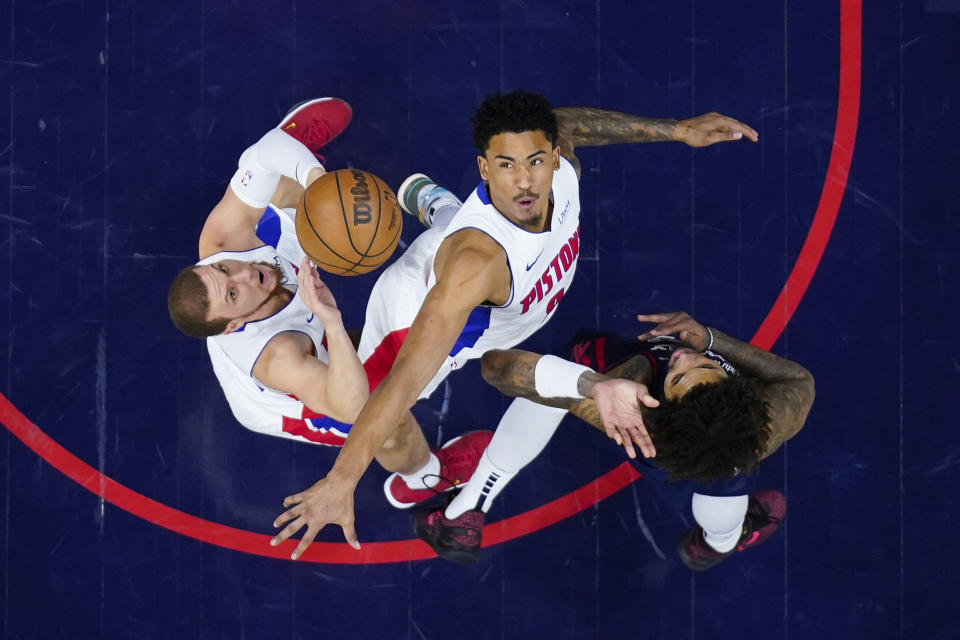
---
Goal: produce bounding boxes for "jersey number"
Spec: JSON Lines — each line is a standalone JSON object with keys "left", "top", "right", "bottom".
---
{"left": 546, "top": 288, "right": 565, "bottom": 314}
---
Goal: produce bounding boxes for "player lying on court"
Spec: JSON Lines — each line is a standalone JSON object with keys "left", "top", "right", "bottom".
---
{"left": 270, "top": 90, "right": 759, "bottom": 559}
{"left": 166, "top": 100, "right": 473, "bottom": 539}
{"left": 413, "top": 311, "right": 814, "bottom": 568}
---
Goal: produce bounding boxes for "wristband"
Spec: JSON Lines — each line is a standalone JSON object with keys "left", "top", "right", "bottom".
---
{"left": 534, "top": 355, "right": 593, "bottom": 399}
{"left": 703, "top": 326, "right": 715, "bottom": 352}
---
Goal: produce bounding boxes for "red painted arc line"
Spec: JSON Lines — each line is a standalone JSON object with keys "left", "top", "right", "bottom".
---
{"left": 0, "top": 391, "right": 639, "bottom": 564}
{"left": 750, "top": 0, "right": 861, "bottom": 351}
{"left": 0, "top": 0, "right": 861, "bottom": 565}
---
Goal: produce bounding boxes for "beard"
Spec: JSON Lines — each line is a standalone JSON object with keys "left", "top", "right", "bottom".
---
{"left": 250, "top": 261, "right": 291, "bottom": 315}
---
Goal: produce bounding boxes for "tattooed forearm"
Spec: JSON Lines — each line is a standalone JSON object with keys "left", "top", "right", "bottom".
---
{"left": 709, "top": 329, "right": 815, "bottom": 459}
{"left": 568, "top": 397, "right": 605, "bottom": 432}
{"left": 576, "top": 371, "right": 607, "bottom": 397}
{"left": 710, "top": 329, "right": 810, "bottom": 383}
{"left": 480, "top": 350, "right": 655, "bottom": 434}
{"left": 480, "top": 350, "right": 576, "bottom": 410}
{"left": 554, "top": 107, "right": 679, "bottom": 148}
{"left": 759, "top": 379, "right": 815, "bottom": 460}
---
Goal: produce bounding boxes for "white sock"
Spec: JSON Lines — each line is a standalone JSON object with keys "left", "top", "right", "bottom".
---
{"left": 429, "top": 203, "right": 459, "bottom": 230}
{"left": 444, "top": 449, "right": 512, "bottom": 519}
{"left": 399, "top": 452, "right": 441, "bottom": 490}
{"left": 445, "top": 398, "right": 567, "bottom": 519}
{"left": 691, "top": 493, "right": 749, "bottom": 553}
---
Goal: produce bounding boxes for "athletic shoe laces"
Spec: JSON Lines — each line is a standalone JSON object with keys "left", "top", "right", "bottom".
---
{"left": 301, "top": 121, "right": 333, "bottom": 149}
{"left": 442, "top": 444, "right": 481, "bottom": 470}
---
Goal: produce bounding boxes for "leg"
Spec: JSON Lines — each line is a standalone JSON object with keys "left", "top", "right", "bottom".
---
{"left": 677, "top": 490, "right": 787, "bottom": 571}
{"left": 414, "top": 398, "right": 567, "bottom": 564}
{"left": 373, "top": 411, "right": 431, "bottom": 474}
{"left": 270, "top": 176, "right": 306, "bottom": 210}
{"left": 444, "top": 398, "right": 568, "bottom": 518}
{"left": 396, "top": 174, "right": 463, "bottom": 228}
{"left": 691, "top": 493, "right": 749, "bottom": 552}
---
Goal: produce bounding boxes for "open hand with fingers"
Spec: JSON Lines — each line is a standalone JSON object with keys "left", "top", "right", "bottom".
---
{"left": 589, "top": 378, "right": 659, "bottom": 459}
{"left": 637, "top": 312, "right": 710, "bottom": 351}
{"left": 271, "top": 473, "right": 361, "bottom": 560}
{"left": 296, "top": 257, "right": 342, "bottom": 327}
{"left": 676, "top": 112, "right": 758, "bottom": 147}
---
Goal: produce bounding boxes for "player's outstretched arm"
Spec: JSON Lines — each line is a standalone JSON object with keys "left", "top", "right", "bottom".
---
{"left": 637, "top": 312, "right": 814, "bottom": 460}
{"left": 552, "top": 107, "right": 757, "bottom": 178}
{"left": 270, "top": 231, "right": 509, "bottom": 556}
{"left": 480, "top": 349, "right": 659, "bottom": 459}
{"left": 330, "top": 231, "right": 509, "bottom": 477}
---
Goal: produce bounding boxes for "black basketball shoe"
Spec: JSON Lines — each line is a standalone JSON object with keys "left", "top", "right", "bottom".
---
{"left": 677, "top": 489, "right": 786, "bottom": 571}
{"left": 413, "top": 493, "right": 485, "bottom": 565}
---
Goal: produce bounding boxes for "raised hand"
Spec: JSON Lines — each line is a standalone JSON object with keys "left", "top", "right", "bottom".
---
{"left": 637, "top": 312, "right": 710, "bottom": 351}
{"left": 297, "top": 257, "right": 341, "bottom": 326}
{"left": 589, "top": 378, "right": 659, "bottom": 459}
{"left": 676, "top": 112, "right": 758, "bottom": 147}
{"left": 270, "top": 473, "right": 361, "bottom": 560}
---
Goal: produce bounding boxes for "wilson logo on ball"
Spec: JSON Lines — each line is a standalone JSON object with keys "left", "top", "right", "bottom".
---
{"left": 349, "top": 170, "right": 372, "bottom": 225}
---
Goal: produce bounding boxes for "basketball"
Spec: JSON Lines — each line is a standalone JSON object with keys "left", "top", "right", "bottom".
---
{"left": 295, "top": 169, "right": 403, "bottom": 275}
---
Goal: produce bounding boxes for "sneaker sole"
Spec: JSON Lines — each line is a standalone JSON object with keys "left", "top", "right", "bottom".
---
{"left": 276, "top": 97, "right": 353, "bottom": 139}
{"left": 396, "top": 172, "right": 430, "bottom": 215}
{"left": 382, "top": 433, "right": 467, "bottom": 510}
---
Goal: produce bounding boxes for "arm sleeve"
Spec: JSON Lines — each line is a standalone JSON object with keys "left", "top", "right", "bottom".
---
{"left": 229, "top": 129, "right": 324, "bottom": 208}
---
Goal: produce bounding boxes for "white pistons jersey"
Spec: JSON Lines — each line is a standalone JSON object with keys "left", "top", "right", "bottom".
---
{"left": 199, "top": 205, "right": 352, "bottom": 446}
{"left": 358, "top": 156, "right": 582, "bottom": 398}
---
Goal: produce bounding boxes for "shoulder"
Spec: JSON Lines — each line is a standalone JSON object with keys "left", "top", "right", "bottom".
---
{"left": 428, "top": 230, "right": 511, "bottom": 307}
{"left": 256, "top": 331, "right": 315, "bottom": 372}
{"left": 436, "top": 228, "right": 509, "bottom": 275}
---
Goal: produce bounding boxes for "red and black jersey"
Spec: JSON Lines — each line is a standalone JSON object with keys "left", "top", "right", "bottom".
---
{"left": 568, "top": 329, "right": 737, "bottom": 401}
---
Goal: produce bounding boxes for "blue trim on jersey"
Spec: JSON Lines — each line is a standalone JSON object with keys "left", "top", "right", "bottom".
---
{"left": 476, "top": 181, "right": 490, "bottom": 205}
{"left": 308, "top": 415, "right": 353, "bottom": 434}
{"left": 448, "top": 306, "right": 492, "bottom": 357}
{"left": 255, "top": 206, "right": 282, "bottom": 249}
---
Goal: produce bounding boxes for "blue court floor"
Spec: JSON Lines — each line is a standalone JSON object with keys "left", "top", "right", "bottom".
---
{"left": 2, "top": 1, "right": 958, "bottom": 638}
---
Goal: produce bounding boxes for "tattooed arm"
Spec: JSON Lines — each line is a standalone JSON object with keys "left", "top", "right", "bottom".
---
{"left": 552, "top": 107, "right": 758, "bottom": 178}
{"left": 637, "top": 312, "right": 815, "bottom": 461}
{"left": 480, "top": 349, "right": 659, "bottom": 458}
{"left": 709, "top": 330, "right": 815, "bottom": 461}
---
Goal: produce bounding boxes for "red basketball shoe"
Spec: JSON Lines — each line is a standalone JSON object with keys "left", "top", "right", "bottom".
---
{"left": 277, "top": 97, "right": 352, "bottom": 156}
{"left": 383, "top": 430, "right": 494, "bottom": 509}
{"left": 677, "top": 489, "right": 786, "bottom": 571}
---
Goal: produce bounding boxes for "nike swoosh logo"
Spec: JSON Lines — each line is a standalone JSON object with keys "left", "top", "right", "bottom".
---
{"left": 525, "top": 250, "right": 544, "bottom": 271}
{"left": 306, "top": 314, "right": 314, "bottom": 323}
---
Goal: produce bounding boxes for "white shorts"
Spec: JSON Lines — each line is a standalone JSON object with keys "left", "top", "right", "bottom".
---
{"left": 357, "top": 228, "right": 476, "bottom": 399}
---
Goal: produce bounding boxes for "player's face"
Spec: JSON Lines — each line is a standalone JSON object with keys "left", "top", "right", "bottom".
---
{"left": 477, "top": 130, "right": 560, "bottom": 231}
{"left": 197, "top": 260, "right": 285, "bottom": 332}
{"left": 663, "top": 348, "right": 728, "bottom": 400}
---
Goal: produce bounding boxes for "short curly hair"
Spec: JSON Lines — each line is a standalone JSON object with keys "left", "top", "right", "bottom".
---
{"left": 645, "top": 376, "right": 771, "bottom": 485}
{"left": 471, "top": 90, "right": 558, "bottom": 153}
{"left": 167, "top": 266, "right": 230, "bottom": 338}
